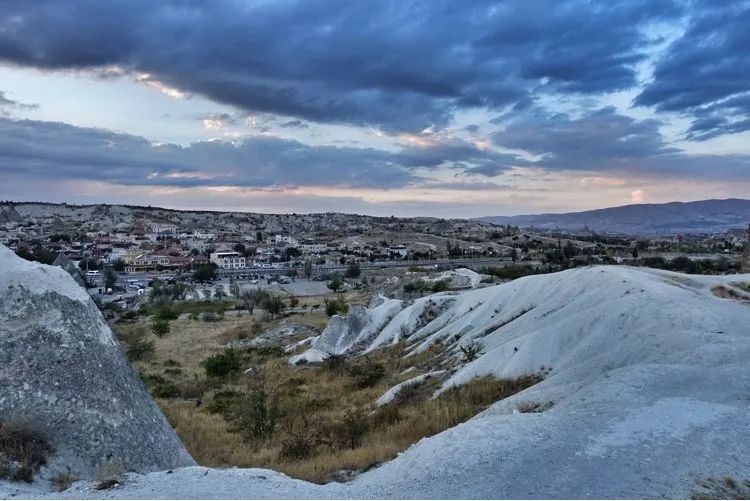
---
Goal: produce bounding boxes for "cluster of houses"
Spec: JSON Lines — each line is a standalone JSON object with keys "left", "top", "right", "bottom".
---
{"left": 0, "top": 212, "right": 442, "bottom": 273}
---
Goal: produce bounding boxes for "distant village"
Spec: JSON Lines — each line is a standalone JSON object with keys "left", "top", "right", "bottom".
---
{"left": 1, "top": 202, "right": 748, "bottom": 284}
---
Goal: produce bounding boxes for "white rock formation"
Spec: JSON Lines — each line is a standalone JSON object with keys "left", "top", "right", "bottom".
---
{"left": 0, "top": 245, "right": 195, "bottom": 480}
{"left": 4, "top": 264, "right": 750, "bottom": 498}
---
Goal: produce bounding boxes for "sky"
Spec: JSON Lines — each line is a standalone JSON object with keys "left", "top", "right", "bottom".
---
{"left": 0, "top": 0, "right": 748, "bottom": 217}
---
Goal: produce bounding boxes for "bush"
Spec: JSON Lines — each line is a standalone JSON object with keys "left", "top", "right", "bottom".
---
{"left": 155, "top": 307, "right": 179, "bottom": 321}
{"left": 126, "top": 339, "right": 155, "bottom": 361}
{"left": 334, "top": 409, "right": 369, "bottom": 449}
{"left": 261, "top": 294, "right": 286, "bottom": 317}
{"left": 430, "top": 278, "right": 451, "bottom": 293}
{"left": 200, "top": 312, "right": 220, "bottom": 322}
{"left": 151, "top": 317, "right": 170, "bottom": 337}
{"left": 227, "top": 386, "right": 277, "bottom": 443}
{"left": 324, "top": 297, "right": 349, "bottom": 317}
{"left": 459, "top": 341, "right": 483, "bottom": 362}
{"left": 0, "top": 422, "right": 51, "bottom": 483}
{"left": 152, "top": 382, "right": 180, "bottom": 399}
{"left": 344, "top": 263, "right": 361, "bottom": 278}
{"left": 202, "top": 349, "right": 242, "bottom": 379}
{"left": 346, "top": 359, "right": 386, "bottom": 389}
{"left": 207, "top": 390, "right": 244, "bottom": 415}
{"left": 321, "top": 353, "right": 348, "bottom": 373}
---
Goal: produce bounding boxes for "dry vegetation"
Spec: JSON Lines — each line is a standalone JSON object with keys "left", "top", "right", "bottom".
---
{"left": 0, "top": 422, "right": 51, "bottom": 482}
{"left": 692, "top": 476, "right": 750, "bottom": 499}
{"left": 114, "top": 303, "right": 540, "bottom": 484}
{"left": 712, "top": 285, "right": 750, "bottom": 303}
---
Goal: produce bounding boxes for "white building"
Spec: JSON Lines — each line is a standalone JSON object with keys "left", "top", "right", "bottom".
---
{"left": 301, "top": 242, "right": 328, "bottom": 255}
{"left": 210, "top": 251, "right": 247, "bottom": 269}
{"left": 148, "top": 221, "right": 178, "bottom": 235}
{"left": 273, "top": 235, "right": 299, "bottom": 246}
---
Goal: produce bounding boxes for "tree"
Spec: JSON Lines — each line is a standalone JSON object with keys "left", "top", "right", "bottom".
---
{"left": 446, "top": 241, "right": 462, "bottom": 258}
{"left": 287, "top": 268, "right": 298, "bottom": 281}
{"left": 193, "top": 263, "right": 217, "bottom": 283}
{"left": 632, "top": 247, "right": 639, "bottom": 259}
{"left": 304, "top": 259, "right": 314, "bottom": 279}
{"left": 111, "top": 259, "right": 126, "bottom": 272}
{"left": 325, "top": 297, "right": 349, "bottom": 317}
{"left": 510, "top": 247, "right": 518, "bottom": 262}
{"left": 151, "top": 317, "right": 170, "bottom": 337}
{"left": 327, "top": 275, "right": 344, "bottom": 292}
{"left": 214, "top": 284, "right": 227, "bottom": 300}
{"left": 344, "top": 262, "right": 361, "bottom": 278}
{"left": 288, "top": 294, "right": 299, "bottom": 308}
{"left": 239, "top": 287, "right": 267, "bottom": 315}
{"left": 203, "top": 288, "right": 213, "bottom": 301}
{"left": 563, "top": 241, "right": 576, "bottom": 259}
{"left": 261, "top": 294, "right": 285, "bottom": 318}
{"left": 201, "top": 349, "right": 242, "bottom": 379}
{"left": 229, "top": 280, "right": 240, "bottom": 299}
{"left": 103, "top": 266, "right": 118, "bottom": 291}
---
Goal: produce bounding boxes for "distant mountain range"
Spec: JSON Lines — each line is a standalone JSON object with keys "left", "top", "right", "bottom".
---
{"left": 482, "top": 198, "right": 750, "bottom": 235}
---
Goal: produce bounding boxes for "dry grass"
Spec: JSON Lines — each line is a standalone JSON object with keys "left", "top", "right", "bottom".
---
{"left": 0, "top": 422, "right": 51, "bottom": 483}
{"left": 119, "top": 312, "right": 540, "bottom": 484}
{"left": 712, "top": 285, "right": 750, "bottom": 303}
{"left": 692, "top": 476, "right": 750, "bottom": 499}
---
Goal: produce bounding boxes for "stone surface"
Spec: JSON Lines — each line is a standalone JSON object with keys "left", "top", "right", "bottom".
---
{"left": 742, "top": 224, "right": 750, "bottom": 273}
{"left": 52, "top": 252, "right": 86, "bottom": 288}
{"left": 0, "top": 244, "right": 195, "bottom": 479}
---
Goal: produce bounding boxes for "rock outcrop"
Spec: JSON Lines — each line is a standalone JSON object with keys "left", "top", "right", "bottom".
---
{"left": 52, "top": 252, "right": 86, "bottom": 288}
{"left": 426, "top": 267, "right": 490, "bottom": 289}
{"left": 289, "top": 294, "right": 402, "bottom": 364}
{"left": 0, "top": 205, "right": 21, "bottom": 224}
{"left": 0, "top": 245, "right": 195, "bottom": 479}
{"left": 742, "top": 224, "right": 750, "bottom": 273}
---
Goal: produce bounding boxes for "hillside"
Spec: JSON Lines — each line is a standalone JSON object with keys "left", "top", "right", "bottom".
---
{"left": 482, "top": 198, "right": 750, "bottom": 234}
{"left": 2, "top": 263, "right": 749, "bottom": 498}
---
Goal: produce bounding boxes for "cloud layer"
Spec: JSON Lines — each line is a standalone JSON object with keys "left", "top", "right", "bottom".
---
{"left": 0, "top": 1, "right": 748, "bottom": 214}
{"left": 0, "top": 0, "right": 690, "bottom": 131}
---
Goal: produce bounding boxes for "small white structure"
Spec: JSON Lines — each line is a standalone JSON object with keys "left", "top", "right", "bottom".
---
{"left": 210, "top": 251, "right": 246, "bottom": 269}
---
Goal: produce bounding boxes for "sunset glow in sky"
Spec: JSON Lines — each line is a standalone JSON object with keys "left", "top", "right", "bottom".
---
{"left": 0, "top": 1, "right": 749, "bottom": 216}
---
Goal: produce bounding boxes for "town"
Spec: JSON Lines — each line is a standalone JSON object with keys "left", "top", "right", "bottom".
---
{"left": 1, "top": 202, "right": 747, "bottom": 306}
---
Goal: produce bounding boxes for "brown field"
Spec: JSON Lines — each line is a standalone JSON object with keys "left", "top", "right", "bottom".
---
{"left": 114, "top": 305, "right": 539, "bottom": 483}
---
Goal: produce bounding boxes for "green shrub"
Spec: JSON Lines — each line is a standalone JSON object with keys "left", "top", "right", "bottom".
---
{"left": 152, "top": 382, "right": 180, "bottom": 398}
{"left": 459, "top": 341, "right": 483, "bottom": 362}
{"left": 324, "top": 297, "right": 349, "bottom": 317}
{"left": 321, "top": 353, "right": 348, "bottom": 373}
{"left": 155, "top": 307, "right": 179, "bottom": 321}
{"left": 201, "top": 312, "right": 220, "bottom": 322}
{"left": 126, "top": 339, "right": 155, "bottom": 361}
{"left": 202, "top": 349, "right": 242, "bottom": 379}
{"left": 430, "top": 278, "right": 451, "bottom": 293}
{"left": 151, "top": 317, "right": 170, "bottom": 337}
{"left": 346, "top": 359, "right": 386, "bottom": 389}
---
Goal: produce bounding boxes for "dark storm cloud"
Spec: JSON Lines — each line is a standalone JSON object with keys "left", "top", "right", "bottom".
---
{"left": 0, "top": 0, "right": 682, "bottom": 131}
{"left": 0, "top": 117, "right": 510, "bottom": 189}
{"left": 490, "top": 108, "right": 750, "bottom": 180}
{"left": 636, "top": 2, "right": 750, "bottom": 139}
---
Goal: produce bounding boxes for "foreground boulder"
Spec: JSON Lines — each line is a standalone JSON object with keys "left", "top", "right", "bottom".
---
{"left": 0, "top": 245, "right": 195, "bottom": 479}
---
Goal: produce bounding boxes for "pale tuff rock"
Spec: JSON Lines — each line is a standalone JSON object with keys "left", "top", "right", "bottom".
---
{"left": 0, "top": 244, "right": 195, "bottom": 479}
{"left": 289, "top": 294, "right": 402, "bottom": 364}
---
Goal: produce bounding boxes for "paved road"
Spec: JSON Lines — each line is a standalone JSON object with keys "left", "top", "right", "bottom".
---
{"left": 218, "top": 256, "right": 515, "bottom": 277}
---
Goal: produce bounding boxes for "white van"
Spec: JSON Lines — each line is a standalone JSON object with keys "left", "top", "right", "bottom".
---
{"left": 86, "top": 270, "right": 100, "bottom": 276}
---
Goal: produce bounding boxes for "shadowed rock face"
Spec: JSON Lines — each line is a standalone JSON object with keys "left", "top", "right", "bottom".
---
{"left": 0, "top": 245, "right": 195, "bottom": 478}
